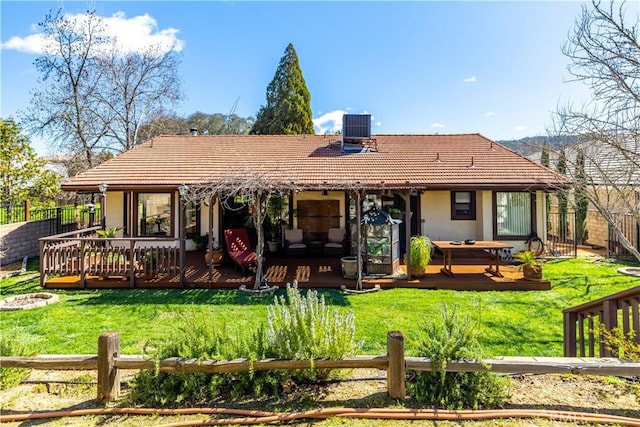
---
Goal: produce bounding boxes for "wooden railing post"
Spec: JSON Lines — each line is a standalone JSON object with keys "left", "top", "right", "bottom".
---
{"left": 97, "top": 331, "right": 120, "bottom": 404}
{"left": 563, "top": 311, "right": 577, "bottom": 357}
{"left": 387, "top": 331, "right": 406, "bottom": 399}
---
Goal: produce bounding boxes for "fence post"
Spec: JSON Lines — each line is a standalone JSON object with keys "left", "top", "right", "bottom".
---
{"left": 97, "top": 331, "right": 120, "bottom": 404}
{"left": 24, "top": 200, "right": 30, "bottom": 222}
{"left": 387, "top": 331, "right": 406, "bottom": 399}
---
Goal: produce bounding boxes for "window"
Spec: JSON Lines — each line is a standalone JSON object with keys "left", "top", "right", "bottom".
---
{"left": 185, "top": 201, "right": 200, "bottom": 240}
{"left": 494, "top": 191, "right": 535, "bottom": 238}
{"left": 451, "top": 191, "right": 476, "bottom": 220}
{"left": 136, "top": 193, "right": 173, "bottom": 237}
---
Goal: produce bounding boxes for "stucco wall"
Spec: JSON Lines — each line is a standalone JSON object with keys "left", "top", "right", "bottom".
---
{"left": 421, "top": 191, "right": 477, "bottom": 241}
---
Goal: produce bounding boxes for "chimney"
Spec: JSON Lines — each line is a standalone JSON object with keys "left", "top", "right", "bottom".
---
{"left": 189, "top": 128, "right": 198, "bottom": 136}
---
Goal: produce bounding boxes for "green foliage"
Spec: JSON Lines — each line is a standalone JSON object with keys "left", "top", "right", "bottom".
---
{"left": 0, "top": 118, "right": 61, "bottom": 206}
{"left": 0, "top": 333, "right": 36, "bottom": 389}
{"left": 409, "top": 235, "right": 433, "bottom": 268}
{"left": 407, "top": 305, "right": 509, "bottom": 409}
{"left": 96, "top": 226, "right": 123, "bottom": 238}
{"left": 600, "top": 325, "right": 640, "bottom": 362}
{"left": 556, "top": 149, "right": 569, "bottom": 240}
{"left": 574, "top": 148, "right": 589, "bottom": 245}
{"left": 130, "top": 311, "right": 285, "bottom": 406}
{"left": 515, "top": 250, "right": 542, "bottom": 268}
{"left": 251, "top": 43, "right": 314, "bottom": 135}
{"left": 266, "top": 286, "right": 362, "bottom": 381}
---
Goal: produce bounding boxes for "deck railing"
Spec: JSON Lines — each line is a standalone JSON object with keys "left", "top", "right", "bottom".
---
{"left": 39, "top": 228, "right": 181, "bottom": 288}
{"left": 563, "top": 285, "right": 640, "bottom": 357}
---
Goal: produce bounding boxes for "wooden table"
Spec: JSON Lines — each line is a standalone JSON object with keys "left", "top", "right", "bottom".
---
{"left": 432, "top": 240, "right": 513, "bottom": 278}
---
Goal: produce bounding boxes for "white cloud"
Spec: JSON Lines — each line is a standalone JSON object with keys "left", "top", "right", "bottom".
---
{"left": 485, "top": 111, "right": 496, "bottom": 117}
{"left": 313, "top": 109, "right": 347, "bottom": 135}
{"left": 514, "top": 125, "right": 528, "bottom": 132}
{"left": 1, "top": 11, "right": 184, "bottom": 55}
{"left": 375, "top": 121, "right": 382, "bottom": 127}
{"left": 463, "top": 76, "right": 477, "bottom": 83}
{"left": 1, "top": 34, "right": 47, "bottom": 54}
{"left": 431, "top": 122, "right": 445, "bottom": 128}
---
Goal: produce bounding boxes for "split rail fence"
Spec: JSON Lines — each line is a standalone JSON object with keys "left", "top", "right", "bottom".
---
{"left": 1, "top": 331, "right": 639, "bottom": 404}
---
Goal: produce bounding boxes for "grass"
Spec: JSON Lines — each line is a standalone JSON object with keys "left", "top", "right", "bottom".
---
{"left": 0, "top": 257, "right": 638, "bottom": 357}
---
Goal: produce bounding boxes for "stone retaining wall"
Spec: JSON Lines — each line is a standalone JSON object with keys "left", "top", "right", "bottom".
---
{"left": 1, "top": 220, "right": 56, "bottom": 265}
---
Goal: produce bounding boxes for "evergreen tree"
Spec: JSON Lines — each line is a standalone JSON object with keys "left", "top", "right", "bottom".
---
{"left": 574, "top": 148, "right": 589, "bottom": 245}
{"left": 556, "top": 149, "right": 569, "bottom": 240}
{"left": 541, "top": 142, "right": 552, "bottom": 232}
{"left": 251, "top": 43, "right": 314, "bottom": 135}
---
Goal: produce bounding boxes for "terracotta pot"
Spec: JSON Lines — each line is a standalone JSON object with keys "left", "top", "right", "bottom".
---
{"left": 205, "top": 248, "right": 224, "bottom": 266}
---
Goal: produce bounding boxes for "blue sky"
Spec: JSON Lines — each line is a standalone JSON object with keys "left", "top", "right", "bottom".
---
{"left": 1, "top": 1, "right": 611, "bottom": 155}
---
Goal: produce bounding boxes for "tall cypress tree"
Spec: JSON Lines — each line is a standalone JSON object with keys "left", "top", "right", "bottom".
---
{"left": 574, "top": 148, "right": 589, "bottom": 245}
{"left": 556, "top": 149, "right": 568, "bottom": 240}
{"left": 541, "top": 142, "right": 551, "bottom": 232}
{"left": 251, "top": 43, "right": 314, "bottom": 135}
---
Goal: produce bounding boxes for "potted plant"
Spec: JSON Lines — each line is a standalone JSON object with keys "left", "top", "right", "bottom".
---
{"left": 409, "top": 235, "right": 433, "bottom": 278}
{"left": 388, "top": 207, "right": 403, "bottom": 220}
{"left": 204, "top": 241, "right": 224, "bottom": 267}
{"left": 143, "top": 250, "right": 164, "bottom": 279}
{"left": 266, "top": 196, "right": 286, "bottom": 253}
{"left": 516, "top": 250, "right": 543, "bottom": 281}
{"left": 192, "top": 233, "right": 209, "bottom": 251}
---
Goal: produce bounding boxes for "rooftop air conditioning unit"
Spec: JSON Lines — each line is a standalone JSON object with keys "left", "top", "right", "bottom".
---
{"left": 342, "top": 114, "right": 371, "bottom": 142}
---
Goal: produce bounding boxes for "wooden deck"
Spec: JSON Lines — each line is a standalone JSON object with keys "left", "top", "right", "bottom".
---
{"left": 44, "top": 249, "right": 551, "bottom": 291}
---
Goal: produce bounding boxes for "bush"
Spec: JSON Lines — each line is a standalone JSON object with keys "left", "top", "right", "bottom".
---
{"left": 0, "top": 334, "right": 35, "bottom": 389}
{"left": 600, "top": 325, "right": 640, "bottom": 362}
{"left": 266, "top": 286, "right": 362, "bottom": 381}
{"left": 130, "top": 311, "right": 286, "bottom": 406}
{"left": 407, "top": 305, "right": 509, "bottom": 409}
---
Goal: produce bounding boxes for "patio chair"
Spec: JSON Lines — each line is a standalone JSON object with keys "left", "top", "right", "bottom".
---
{"left": 284, "top": 229, "right": 307, "bottom": 256}
{"left": 324, "top": 228, "right": 346, "bottom": 256}
{"left": 223, "top": 228, "right": 261, "bottom": 275}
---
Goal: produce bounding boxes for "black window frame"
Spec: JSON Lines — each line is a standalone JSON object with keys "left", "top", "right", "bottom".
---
{"left": 492, "top": 191, "right": 536, "bottom": 240}
{"left": 451, "top": 191, "right": 476, "bottom": 220}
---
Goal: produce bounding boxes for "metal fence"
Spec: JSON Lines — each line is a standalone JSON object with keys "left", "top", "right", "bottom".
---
{"left": 0, "top": 202, "right": 101, "bottom": 235}
{"left": 607, "top": 212, "right": 640, "bottom": 259}
{"left": 546, "top": 211, "right": 577, "bottom": 257}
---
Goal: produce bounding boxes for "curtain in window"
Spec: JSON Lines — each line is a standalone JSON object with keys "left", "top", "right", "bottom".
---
{"left": 496, "top": 192, "right": 531, "bottom": 236}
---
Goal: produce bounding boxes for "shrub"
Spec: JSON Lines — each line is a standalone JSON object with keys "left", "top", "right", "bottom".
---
{"left": 266, "top": 286, "right": 362, "bottom": 381}
{"left": 600, "top": 325, "right": 640, "bottom": 362}
{"left": 0, "top": 334, "right": 36, "bottom": 389}
{"left": 130, "top": 311, "right": 286, "bottom": 406}
{"left": 407, "top": 305, "right": 509, "bottom": 409}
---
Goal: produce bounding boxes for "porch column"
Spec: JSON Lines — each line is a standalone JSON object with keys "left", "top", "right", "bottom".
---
{"left": 208, "top": 195, "right": 215, "bottom": 281}
{"left": 178, "top": 191, "right": 186, "bottom": 288}
{"left": 400, "top": 191, "right": 411, "bottom": 279}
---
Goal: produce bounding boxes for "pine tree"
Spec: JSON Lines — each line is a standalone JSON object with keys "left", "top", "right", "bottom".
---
{"left": 251, "top": 43, "right": 314, "bottom": 135}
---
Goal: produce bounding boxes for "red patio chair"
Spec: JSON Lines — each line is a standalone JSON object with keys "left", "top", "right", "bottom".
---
{"left": 223, "top": 228, "right": 262, "bottom": 275}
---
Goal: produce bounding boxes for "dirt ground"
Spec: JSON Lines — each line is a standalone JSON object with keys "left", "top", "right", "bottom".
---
{"left": 1, "top": 369, "right": 638, "bottom": 426}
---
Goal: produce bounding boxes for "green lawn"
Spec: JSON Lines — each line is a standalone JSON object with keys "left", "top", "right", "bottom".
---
{"left": 1, "top": 257, "right": 638, "bottom": 357}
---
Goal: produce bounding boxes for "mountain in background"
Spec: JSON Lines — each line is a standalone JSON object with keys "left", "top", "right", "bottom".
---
{"left": 498, "top": 135, "right": 579, "bottom": 157}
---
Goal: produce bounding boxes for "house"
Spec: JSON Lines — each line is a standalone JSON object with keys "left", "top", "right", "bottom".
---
{"left": 50, "top": 116, "right": 569, "bottom": 288}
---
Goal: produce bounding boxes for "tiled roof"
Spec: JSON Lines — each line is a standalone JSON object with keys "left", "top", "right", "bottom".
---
{"left": 61, "top": 133, "right": 569, "bottom": 192}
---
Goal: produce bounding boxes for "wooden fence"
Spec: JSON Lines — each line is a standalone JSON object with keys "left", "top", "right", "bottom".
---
{"left": 2, "top": 331, "right": 639, "bottom": 404}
